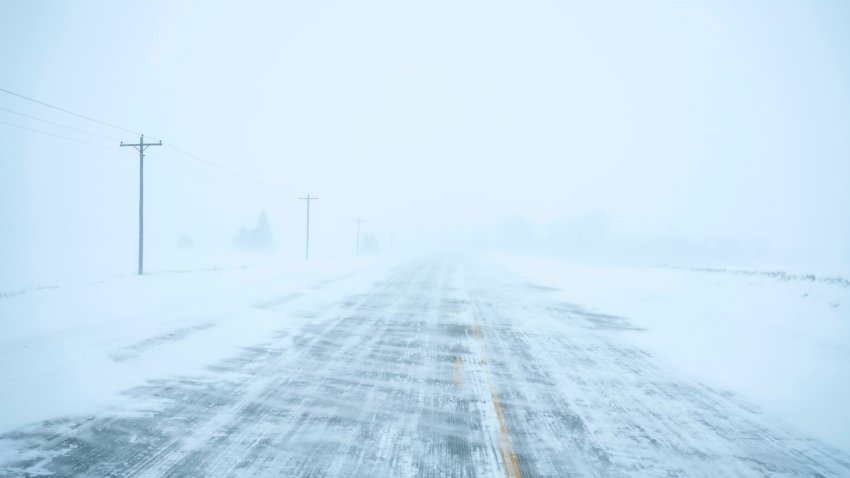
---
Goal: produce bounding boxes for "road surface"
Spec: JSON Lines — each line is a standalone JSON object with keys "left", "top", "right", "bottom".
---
{"left": 2, "top": 258, "right": 849, "bottom": 477}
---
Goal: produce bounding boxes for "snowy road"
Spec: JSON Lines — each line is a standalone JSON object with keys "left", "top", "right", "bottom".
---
{"left": 2, "top": 258, "right": 849, "bottom": 477}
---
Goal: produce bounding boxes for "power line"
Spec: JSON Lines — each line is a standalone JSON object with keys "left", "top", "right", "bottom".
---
{"left": 0, "top": 106, "right": 121, "bottom": 141}
{"left": 0, "top": 87, "right": 140, "bottom": 135}
{"left": 1, "top": 86, "right": 300, "bottom": 193}
{"left": 147, "top": 153, "right": 279, "bottom": 197}
{"left": 148, "top": 156, "right": 250, "bottom": 194}
{"left": 164, "top": 143, "right": 295, "bottom": 193}
{"left": 0, "top": 118, "right": 116, "bottom": 151}
{"left": 0, "top": 114, "right": 279, "bottom": 197}
{"left": 0, "top": 114, "right": 271, "bottom": 205}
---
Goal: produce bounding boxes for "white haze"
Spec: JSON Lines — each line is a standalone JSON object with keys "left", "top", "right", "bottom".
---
{"left": 2, "top": 0, "right": 849, "bottom": 287}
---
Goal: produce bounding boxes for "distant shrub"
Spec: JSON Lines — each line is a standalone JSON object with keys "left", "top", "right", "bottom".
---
{"left": 233, "top": 211, "right": 275, "bottom": 252}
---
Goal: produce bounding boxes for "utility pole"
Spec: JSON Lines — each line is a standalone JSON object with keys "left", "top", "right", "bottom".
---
{"left": 354, "top": 218, "right": 365, "bottom": 257}
{"left": 120, "top": 134, "right": 162, "bottom": 275}
{"left": 299, "top": 194, "right": 318, "bottom": 259}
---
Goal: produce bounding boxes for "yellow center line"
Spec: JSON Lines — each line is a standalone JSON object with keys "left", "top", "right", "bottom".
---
{"left": 454, "top": 357, "right": 464, "bottom": 386}
{"left": 491, "top": 390, "right": 523, "bottom": 478}
{"left": 468, "top": 316, "right": 523, "bottom": 478}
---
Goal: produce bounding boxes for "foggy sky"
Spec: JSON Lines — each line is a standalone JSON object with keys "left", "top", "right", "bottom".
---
{"left": 2, "top": 0, "right": 849, "bottom": 284}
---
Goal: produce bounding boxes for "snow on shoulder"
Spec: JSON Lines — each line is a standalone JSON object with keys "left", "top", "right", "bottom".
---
{"left": 491, "top": 254, "right": 850, "bottom": 454}
{"left": 0, "top": 258, "right": 389, "bottom": 437}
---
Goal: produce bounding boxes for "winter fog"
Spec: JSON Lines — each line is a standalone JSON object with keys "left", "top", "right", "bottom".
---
{"left": 2, "top": 1, "right": 850, "bottom": 476}
{"left": 2, "top": 1, "right": 848, "bottom": 285}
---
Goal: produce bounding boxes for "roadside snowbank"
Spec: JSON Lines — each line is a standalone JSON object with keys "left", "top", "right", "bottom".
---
{"left": 492, "top": 254, "right": 850, "bottom": 453}
{"left": 0, "top": 257, "right": 393, "bottom": 435}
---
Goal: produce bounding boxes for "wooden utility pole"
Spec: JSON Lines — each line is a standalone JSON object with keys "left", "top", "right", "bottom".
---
{"left": 299, "top": 195, "right": 319, "bottom": 259}
{"left": 120, "top": 134, "right": 162, "bottom": 275}
{"left": 354, "top": 218, "right": 365, "bottom": 257}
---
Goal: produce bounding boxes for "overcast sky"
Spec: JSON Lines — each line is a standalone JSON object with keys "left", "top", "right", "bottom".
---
{"left": 2, "top": 0, "right": 849, "bottom": 284}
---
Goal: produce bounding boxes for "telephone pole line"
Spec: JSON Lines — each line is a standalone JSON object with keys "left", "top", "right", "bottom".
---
{"left": 299, "top": 194, "right": 319, "bottom": 259}
{"left": 354, "top": 218, "right": 365, "bottom": 257}
{"left": 120, "top": 134, "right": 162, "bottom": 275}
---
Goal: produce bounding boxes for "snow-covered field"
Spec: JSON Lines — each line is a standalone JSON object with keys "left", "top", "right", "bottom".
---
{"left": 493, "top": 254, "right": 850, "bottom": 454}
